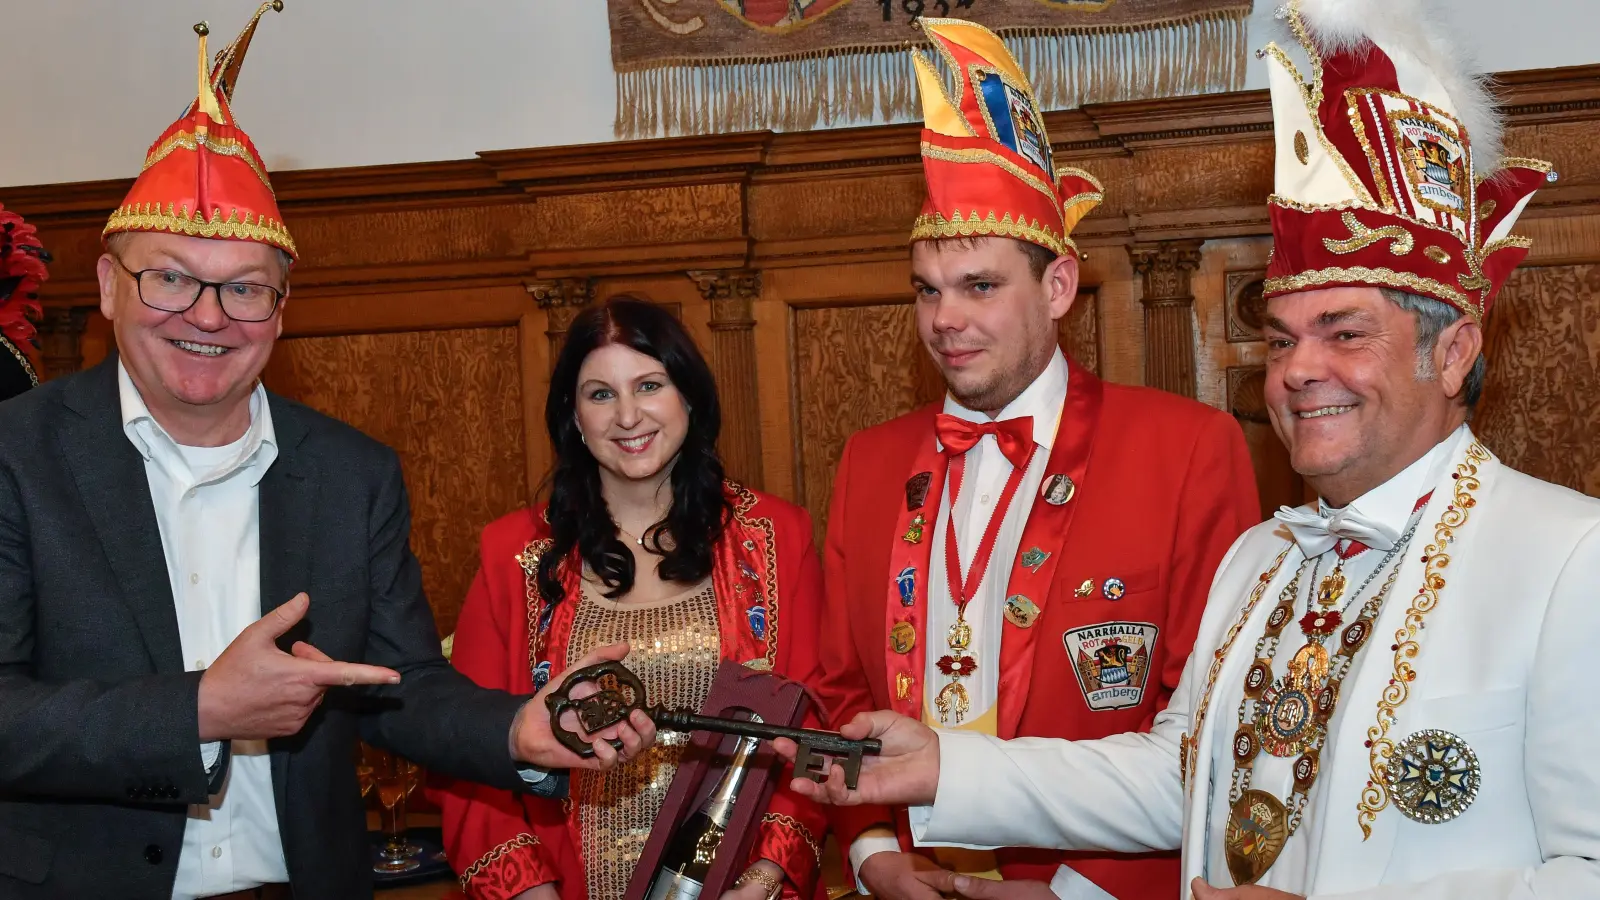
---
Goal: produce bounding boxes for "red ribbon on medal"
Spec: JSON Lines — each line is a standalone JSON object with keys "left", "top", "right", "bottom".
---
{"left": 934, "top": 415, "right": 1037, "bottom": 673}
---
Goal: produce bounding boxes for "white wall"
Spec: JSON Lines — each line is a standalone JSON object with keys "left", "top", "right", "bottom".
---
{"left": 2, "top": 0, "right": 1595, "bottom": 188}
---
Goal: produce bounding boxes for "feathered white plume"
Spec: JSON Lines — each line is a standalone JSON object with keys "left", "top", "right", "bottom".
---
{"left": 1285, "top": 0, "right": 1503, "bottom": 168}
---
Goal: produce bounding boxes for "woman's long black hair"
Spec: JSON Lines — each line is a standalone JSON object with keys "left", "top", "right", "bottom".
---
{"left": 537, "top": 297, "right": 731, "bottom": 605}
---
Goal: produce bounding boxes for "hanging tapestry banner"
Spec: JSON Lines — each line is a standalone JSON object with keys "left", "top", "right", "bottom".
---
{"left": 608, "top": 0, "right": 1252, "bottom": 138}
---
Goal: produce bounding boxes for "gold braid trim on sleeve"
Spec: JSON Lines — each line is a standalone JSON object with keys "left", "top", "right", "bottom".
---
{"left": 760, "top": 813, "right": 822, "bottom": 863}
{"left": 459, "top": 833, "right": 541, "bottom": 890}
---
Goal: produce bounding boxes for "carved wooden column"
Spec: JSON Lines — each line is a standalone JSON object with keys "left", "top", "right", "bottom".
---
{"left": 1130, "top": 241, "right": 1204, "bottom": 397}
{"left": 525, "top": 278, "right": 595, "bottom": 372}
{"left": 688, "top": 269, "right": 764, "bottom": 489}
{"left": 37, "top": 306, "right": 90, "bottom": 381}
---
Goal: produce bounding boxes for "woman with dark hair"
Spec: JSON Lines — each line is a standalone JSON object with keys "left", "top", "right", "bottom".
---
{"left": 437, "top": 298, "right": 827, "bottom": 900}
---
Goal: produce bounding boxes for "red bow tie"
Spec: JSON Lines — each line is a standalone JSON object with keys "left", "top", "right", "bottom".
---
{"left": 935, "top": 413, "right": 1035, "bottom": 470}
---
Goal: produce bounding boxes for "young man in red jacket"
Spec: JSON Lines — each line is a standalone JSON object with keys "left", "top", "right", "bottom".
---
{"left": 814, "top": 19, "right": 1261, "bottom": 900}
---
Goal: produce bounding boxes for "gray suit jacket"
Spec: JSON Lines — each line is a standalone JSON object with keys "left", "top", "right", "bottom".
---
{"left": 0, "top": 356, "right": 558, "bottom": 898}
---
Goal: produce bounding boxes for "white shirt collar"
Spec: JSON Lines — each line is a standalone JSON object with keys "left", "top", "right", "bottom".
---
{"left": 940, "top": 347, "right": 1069, "bottom": 450}
{"left": 1318, "top": 423, "right": 1468, "bottom": 533}
{"left": 118, "top": 360, "right": 278, "bottom": 486}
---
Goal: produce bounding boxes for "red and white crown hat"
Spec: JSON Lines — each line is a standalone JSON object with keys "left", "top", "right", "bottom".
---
{"left": 1261, "top": 0, "right": 1552, "bottom": 321}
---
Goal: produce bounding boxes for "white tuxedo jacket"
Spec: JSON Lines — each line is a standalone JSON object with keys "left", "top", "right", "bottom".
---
{"left": 911, "top": 433, "right": 1600, "bottom": 898}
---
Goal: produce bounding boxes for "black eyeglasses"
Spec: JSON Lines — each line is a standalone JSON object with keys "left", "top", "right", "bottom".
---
{"left": 111, "top": 256, "right": 285, "bottom": 323}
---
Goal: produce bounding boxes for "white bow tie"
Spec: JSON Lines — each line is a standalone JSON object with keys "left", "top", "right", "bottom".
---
{"left": 1274, "top": 505, "right": 1400, "bottom": 558}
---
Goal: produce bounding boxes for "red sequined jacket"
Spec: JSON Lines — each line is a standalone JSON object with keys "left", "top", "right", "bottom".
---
{"left": 435, "top": 484, "right": 828, "bottom": 900}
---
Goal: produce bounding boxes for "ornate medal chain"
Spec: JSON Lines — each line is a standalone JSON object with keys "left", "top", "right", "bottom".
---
{"left": 1222, "top": 517, "right": 1419, "bottom": 886}
{"left": 935, "top": 444, "right": 1036, "bottom": 725}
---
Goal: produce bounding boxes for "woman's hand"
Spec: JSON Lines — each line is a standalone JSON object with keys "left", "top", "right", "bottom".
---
{"left": 719, "top": 859, "right": 786, "bottom": 900}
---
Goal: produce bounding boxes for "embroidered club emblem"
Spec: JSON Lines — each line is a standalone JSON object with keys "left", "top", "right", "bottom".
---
{"left": 896, "top": 566, "right": 917, "bottom": 607}
{"left": 1063, "top": 621, "right": 1159, "bottom": 711}
{"left": 1393, "top": 112, "right": 1469, "bottom": 216}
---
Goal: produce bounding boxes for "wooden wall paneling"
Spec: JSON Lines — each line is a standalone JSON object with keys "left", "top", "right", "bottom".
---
{"left": 1190, "top": 237, "right": 1298, "bottom": 514}
{"left": 261, "top": 323, "right": 529, "bottom": 637}
{"left": 791, "top": 299, "right": 945, "bottom": 545}
{"left": 1190, "top": 238, "right": 1271, "bottom": 411}
{"left": 688, "top": 270, "right": 765, "bottom": 489}
{"left": 1224, "top": 269, "right": 1268, "bottom": 343}
{"left": 1076, "top": 244, "right": 1143, "bottom": 386}
{"left": 1131, "top": 240, "right": 1205, "bottom": 397}
{"left": 752, "top": 293, "right": 797, "bottom": 503}
{"left": 37, "top": 306, "right": 91, "bottom": 381}
{"left": 1476, "top": 264, "right": 1600, "bottom": 497}
{"left": 526, "top": 278, "right": 597, "bottom": 371}
{"left": 1059, "top": 288, "right": 1102, "bottom": 375}
{"left": 281, "top": 284, "right": 533, "bottom": 338}
{"left": 520, "top": 310, "right": 552, "bottom": 508}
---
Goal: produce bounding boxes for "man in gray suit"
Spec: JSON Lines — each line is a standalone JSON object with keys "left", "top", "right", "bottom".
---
{"left": 0, "top": 8, "right": 652, "bottom": 899}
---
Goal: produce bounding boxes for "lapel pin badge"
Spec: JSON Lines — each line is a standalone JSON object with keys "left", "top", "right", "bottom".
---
{"left": 1042, "top": 474, "right": 1076, "bottom": 506}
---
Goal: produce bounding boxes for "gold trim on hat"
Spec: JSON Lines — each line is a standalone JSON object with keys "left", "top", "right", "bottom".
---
{"left": 1321, "top": 211, "right": 1414, "bottom": 257}
{"left": 920, "top": 143, "right": 1060, "bottom": 210}
{"left": 1486, "top": 157, "right": 1554, "bottom": 181}
{"left": 1264, "top": 266, "right": 1476, "bottom": 321}
{"left": 103, "top": 202, "right": 297, "bottom": 257}
{"left": 911, "top": 209, "right": 1072, "bottom": 258}
{"left": 143, "top": 131, "right": 275, "bottom": 195}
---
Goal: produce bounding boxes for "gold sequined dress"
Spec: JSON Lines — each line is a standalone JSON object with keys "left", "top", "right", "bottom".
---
{"left": 565, "top": 577, "right": 721, "bottom": 900}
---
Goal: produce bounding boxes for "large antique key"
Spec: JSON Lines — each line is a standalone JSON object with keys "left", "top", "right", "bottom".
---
{"left": 545, "top": 660, "right": 880, "bottom": 789}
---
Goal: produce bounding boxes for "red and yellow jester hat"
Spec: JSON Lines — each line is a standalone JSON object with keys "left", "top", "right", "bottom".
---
{"left": 909, "top": 18, "right": 1102, "bottom": 259}
{"left": 1261, "top": 0, "right": 1552, "bottom": 321}
{"left": 103, "top": 2, "right": 297, "bottom": 260}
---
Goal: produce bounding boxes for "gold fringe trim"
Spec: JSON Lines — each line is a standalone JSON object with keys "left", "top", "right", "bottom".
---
{"left": 912, "top": 209, "right": 1072, "bottom": 258}
{"left": 103, "top": 202, "right": 297, "bottom": 258}
{"left": 614, "top": 11, "right": 1251, "bottom": 139}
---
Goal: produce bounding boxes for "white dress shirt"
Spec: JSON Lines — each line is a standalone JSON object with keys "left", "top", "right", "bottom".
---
{"left": 854, "top": 350, "right": 1109, "bottom": 899}
{"left": 1201, "top": 425, "right": 1466, "bottom": 892}
{"left": 119, "top": 363, "right": 289, "bottom": 899}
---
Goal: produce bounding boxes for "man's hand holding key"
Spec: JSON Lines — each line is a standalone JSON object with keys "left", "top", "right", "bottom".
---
{"left": 198, "top": 592, "right": 401, "bottom": 742}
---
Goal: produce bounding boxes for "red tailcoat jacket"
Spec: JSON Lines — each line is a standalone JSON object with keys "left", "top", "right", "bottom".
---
{"left": 815, "top": 360, "right": 1261, "bottom": 900}
{"left": 436, "top": 485, "right": 828, "bottom": 900}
